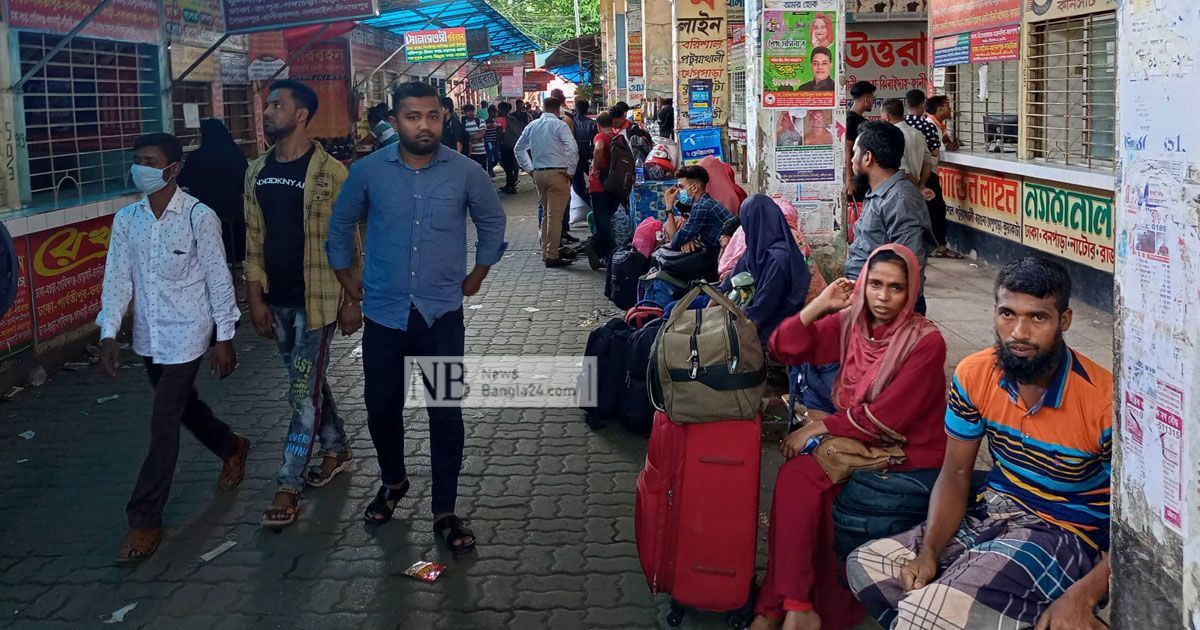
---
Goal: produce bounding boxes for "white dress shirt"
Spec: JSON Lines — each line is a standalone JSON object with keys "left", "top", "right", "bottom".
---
{"left": 514, "top": 112, "right": 579, "bottom": 176}
{"left": 97, "top": 188, "right": 240, "bottom": 365}
{"left": 895, "top": 120, "right": 933, "bottom": 185}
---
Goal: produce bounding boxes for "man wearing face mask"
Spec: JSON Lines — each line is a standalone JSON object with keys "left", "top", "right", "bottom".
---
{"left": 246, "top": 79, "right": 361, "bottom": 529}
{"left": 327, "top": 81, "right": 507, "bottom": 555}
{"left": 97, "top": 133, "right": 246, "bottom": 562}
{"left": 662, "top": 165, "right": 734, "bottom": 281}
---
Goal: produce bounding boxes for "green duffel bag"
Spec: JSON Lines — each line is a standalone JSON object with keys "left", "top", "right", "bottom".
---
{"left": 649, "top": 283, "right": 766, "bottom": 423}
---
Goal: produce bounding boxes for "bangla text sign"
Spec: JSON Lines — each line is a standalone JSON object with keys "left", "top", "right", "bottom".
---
{"left": 222, "top": 0, "right": 379, "bottom": 34}
{"left": 939, "top": 164, "right": 1023, "bottom": 241}
{"left": 405, "top": 28, "right": 469, "bottom": 63}
{"left": 930, "top": 0, "right": 1021, "bottom": 38}
{"left": 8, "top": 0, "right": 159, "bottom": 44}
{"left": 29, "top": 215, "right": 111, "bottom": 343}
{"left": 1022, "top": 178, "right": 1115, "bottom": 270}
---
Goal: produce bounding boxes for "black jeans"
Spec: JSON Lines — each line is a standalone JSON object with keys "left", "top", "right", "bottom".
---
{"left": 470, "top": 153, "right": 488, "bottom": 172}
{"left": 926, "top": 173, "right": 948, "bottom": 247}
{"left": 499, "top": 145, "right": 519, "bottom": 189}
{"left": 363, "top": 308, "right": 466, "bottom": 516}
{"left": 127, "top": 357, "right": 239, "bottom": 529}
{"left": 589, "top": 190, "right": 619, "bottom": 259}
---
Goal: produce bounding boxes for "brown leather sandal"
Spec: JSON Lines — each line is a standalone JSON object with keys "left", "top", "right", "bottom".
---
{"left": 218, "top": 434, "right": 251, "bottom": 490}
{"left": 261, "top": 490, "right": 300, "bottom": 528}
{"left": 305, "top": 450, "right": 353, "bottom": 488}
{"left": 116, "top": 527, "right": 163, "bottom": 563}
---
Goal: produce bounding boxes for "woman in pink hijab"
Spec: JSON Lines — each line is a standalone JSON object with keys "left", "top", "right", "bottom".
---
{"left": 719, "top": 194, "right": 827, "bottom": 302}
{"left": 699, "top": 156, "right": 747, "bottom": 216}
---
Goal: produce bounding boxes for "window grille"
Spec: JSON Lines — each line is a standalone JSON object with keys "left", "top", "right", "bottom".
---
{"left": 1026, "top": 11, "right": 1116, "bottom": 169}
{"left": 730, "top": 69, "right": 747, "bottom": 128}
{"left": 18, "top": 32, "right": 162, "bottom": 207}
{"left": 945, "top": 60, "right": 1020, "bottom": 156}
{"left": 172, "top": 82, "right": 212, "bottom": 148}
{"left": 222, "top": 85, "right": 258, "bottom": 159}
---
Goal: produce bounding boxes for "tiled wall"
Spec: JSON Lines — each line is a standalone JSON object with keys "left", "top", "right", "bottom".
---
{"left": 1, "top": 195, "right": 138, "bottom": 237}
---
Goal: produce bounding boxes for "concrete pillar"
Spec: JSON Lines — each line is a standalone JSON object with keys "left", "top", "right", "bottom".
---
{"left": 627, "top": 0, "right": 645, "bottom": 104}
{"left": 642, "top": 0, "right": 674, "bottom": 101}
{"left": 673, "top": 0, "right": 729, "bottom": 128}
{"left": 1111, "top": 0, "right": 1200, "bottom": 626}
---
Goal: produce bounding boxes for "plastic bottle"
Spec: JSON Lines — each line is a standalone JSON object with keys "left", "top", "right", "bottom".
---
{"left": 635, "top": 163, "right": 644, "bottom": 183}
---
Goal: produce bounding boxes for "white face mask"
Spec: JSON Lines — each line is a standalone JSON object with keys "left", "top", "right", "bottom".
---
{"left": 131, "top": 163, "right": 176, "bottom": 195}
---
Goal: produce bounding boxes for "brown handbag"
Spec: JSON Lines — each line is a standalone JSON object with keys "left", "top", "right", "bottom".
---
{"left": 812, "top": 407, "right": 907, "bottom": 483}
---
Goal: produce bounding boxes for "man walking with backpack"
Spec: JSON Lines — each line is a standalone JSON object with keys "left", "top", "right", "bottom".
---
{"left": 572, "top": 99, "right": 598, "bottom": 200}
{"left": 497, "top": 101, "right": 524, "bottom": 194}
{"left": 588, "top": 112, "right": 635, "bottom": 268}
{"left": 515, "top": 96, "right": 578, "bottom": 268}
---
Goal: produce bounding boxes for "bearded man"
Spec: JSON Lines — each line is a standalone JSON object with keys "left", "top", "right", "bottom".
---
{"left": 847, "top": 256, "right": 1113, "bottom": 630}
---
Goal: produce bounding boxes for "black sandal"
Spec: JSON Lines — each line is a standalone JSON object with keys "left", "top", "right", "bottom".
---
{"left": 363, "top": 480, "right": 410, "bottom": 524}
{"left": 433, "top": 514, "right": 477, "bottom": 554}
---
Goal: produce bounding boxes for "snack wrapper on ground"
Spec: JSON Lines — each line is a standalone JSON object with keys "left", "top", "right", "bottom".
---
{"left": 403, "top": 561, "right": 447, "bottom": 583}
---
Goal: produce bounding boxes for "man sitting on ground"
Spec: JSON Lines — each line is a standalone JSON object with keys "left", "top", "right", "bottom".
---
{"left": 662, "top": 165, "right": 734, "bottom": 280}
{"left": 847, "top": 256, "right": 1112, "bottom": 630}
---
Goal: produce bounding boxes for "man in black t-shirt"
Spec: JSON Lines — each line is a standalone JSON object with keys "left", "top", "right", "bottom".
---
{"left": 440, "top": 97, "right": 465, "bottom": 153}
{"left": 248, "top": 80, "right": 362, "bottom": 529}
{"left": 845, "top": 80, "right": 876, "bottom": 201}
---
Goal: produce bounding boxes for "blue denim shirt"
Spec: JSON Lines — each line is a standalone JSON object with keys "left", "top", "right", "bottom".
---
{"left": 326, "top": 144, "right": 508, "bottom": 331}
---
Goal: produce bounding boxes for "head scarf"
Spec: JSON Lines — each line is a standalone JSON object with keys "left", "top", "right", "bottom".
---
{"left": 833, "top": 244, "right": 939, "bottom": 410}
{"left": 177, "top": 119, "right": 248, "bottom": 221}
{"left": 732, "top": 195, "right": 811, "bottom": 342}
{"left": 699, "top": 156, "right": 747, "bottom": 217}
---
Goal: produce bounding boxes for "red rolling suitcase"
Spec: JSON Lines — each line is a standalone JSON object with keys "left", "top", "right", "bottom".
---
{"left": 635, "top": 411, "right": 761, "bottom": 627}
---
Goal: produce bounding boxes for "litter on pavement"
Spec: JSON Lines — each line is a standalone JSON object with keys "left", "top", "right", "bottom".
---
{"left": 17, "top": 431, "right": 35, "bottom": 440}
{"left": 522, "top": 307, "right": 541, "bottom": 313}
{"left": 402, "top": 560, "right": 446, "bottom": 583}
{"left": 96, "top": 395, "right": 120, "bottom": 404}
{"left": 198, "top": 539, "right": 237, "bottom": 563}
{"left": 102, "top": 602, "right": 137, "bottom": 624}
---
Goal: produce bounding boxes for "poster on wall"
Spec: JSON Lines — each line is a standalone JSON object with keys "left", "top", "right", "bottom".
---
{"left": 248, "top": 31, "right": 290, "bottom": 80}
{"left": 930, "top": 0, "right": 1020, "bottom": 38}
{"left": 843, "top": 25, "right": 928, "bottom": 106}
{"left": 678, "top": 127, "right": 724, "bottom": 165}
{"left": 774, "top": 109, "right": 835, "bottom": 182}
{"left": 0, "top": 237, "right": 33, "bottom": 358}
{"left": 29, "top": 216, "right": 112, "bottom": 343}
{"left": 676, "top": 0, "right": 730, "bottom": 127}
{"left": 289, "top": 42, "right": 351, "bottom": 138}
{"left": 165, "top": 0, "right": 226, "bottom": 47}
{"left": 969, "top": 25, "right": 1019, "bottom": 63}
{"left": 933, "top": 33, "right": 970, "bottom": 67}
{"left": 8, "top": 0, "right": 160, "bottom": 44}
{"left": 688, "top": 79, "right": 714, "bottom": 125}
{"left": 404, "top": 28, "right": 469, "bottom": 63}
{"left": 761, "top": 11, "right": 839, "bottom": 109}
{"left": 222, "top": 0, "right": 378, "bottom": 33}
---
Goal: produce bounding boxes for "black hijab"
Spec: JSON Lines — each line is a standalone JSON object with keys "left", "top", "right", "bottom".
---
{"left": 178, "top": 118, "right": 249, "bottom": 221}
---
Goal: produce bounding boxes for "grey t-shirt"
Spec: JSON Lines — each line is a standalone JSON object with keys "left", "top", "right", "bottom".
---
{"left": 844, "top": 170, "right": 937, "bottom": 282}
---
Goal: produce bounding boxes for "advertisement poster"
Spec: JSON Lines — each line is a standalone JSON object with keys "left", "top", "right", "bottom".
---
{"left": 688, "top": 79, "right": 714, "bottom": 125}
{"left": 1021, "top": 178, "right": 1115, "bottom": 271}
{"left": 774, "top": 109, "right": 835, "bottom": 182}
{"left": 970, "top": 25, "right": 1020, "bottom": 62}
{"left": 629, "top": 34, "right": 645, "bottom": 77}
{"left": 0, "top": 237, "right": 33, "bottom": 357}
{"left": 930, "top": 0, "right": 1021, "bottom": 38}
{"left": 843, "top": 24, "right": 929, "bottom": 105}
{"left": 939, "top": 165, "right": 1022, "bottom": 241}
{"left": 289, "top": 42, "right": 350, "bottom": 139}
{"left": 222, "top": 0, "right": 378, "bottom": 33}
{"left": 8, "top": 0, "right": 160, "bottom": 44}
{"left": 404, "top": 28, "right": 468, "bottom": 63}
{"left": 247, "top": 31, "right": 290, "bottom": 81}
{"left": 500, "top": 66, "right": 524, "bottom": 98}
{"left": 29, "top": 216, "right": 112, "bottom": 343}
{"left": 165, "top": 0, "right": 225, "bottom": 47}
{"left": 851, "top": 0, "right": 928, "bottom": 19}
{"left": 762, "top": 11, "right": 839, "bottom": 108}
{"left": 676, "top": 0, "right": 729, "bottom": 127}
{"left": 933, "top": 33, "right": 970, "bottom": 68}
{"left": 1024, "top": 0, "right": 1116, "bottom": 23}
{"left": 678, "top": 127, "right": 724, "bottom": 165}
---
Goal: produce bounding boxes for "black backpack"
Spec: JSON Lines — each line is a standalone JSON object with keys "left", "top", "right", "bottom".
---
{"left": 603, "top": 134, "right": 636, "bottom": 198}
{"left": 580, "top": 318, "right": 636, "bottom": 429}
{"left": 502, "top": 113, "right": 527, "bottom": 150}
{"left": 832, "top": 468, "right": 990, "bottom": 560}
{"left": 615, "top": 317, "right": 664, "bottom": 435}
{"left": 605, "top": 246, "right": 650, "bottom": 310}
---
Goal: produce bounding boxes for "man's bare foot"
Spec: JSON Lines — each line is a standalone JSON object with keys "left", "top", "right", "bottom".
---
{"left": 782, "top": 610, "right": 821, "bottom": 630}
{"left": 749, "top": 614, "right": 783, "bottom": 630}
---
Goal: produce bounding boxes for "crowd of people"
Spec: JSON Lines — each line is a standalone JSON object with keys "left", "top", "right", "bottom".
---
{"left": 94, "top": 73, "right": 1112, "bottom": 630}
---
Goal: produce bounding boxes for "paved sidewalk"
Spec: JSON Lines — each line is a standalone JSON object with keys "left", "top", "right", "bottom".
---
{"left": 0, "top": 180, "right": 1113, "bottom": 630}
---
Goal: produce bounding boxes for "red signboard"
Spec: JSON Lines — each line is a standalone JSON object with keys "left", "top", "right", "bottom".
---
{"left": 629, "top": 35, "right": 644, "bottom": 77}
{"left": 29, "top": 216, "right": 112, "bottom": 343}
{"left": 970, "top": 25, "right": 1020, "bottom": 62}
{"left": 930, "top": 0, "right": 1021, "bottom": 38}
{"left": 8, "top": 0, "right": 160, "bottom": 44}
{"left": 290, "top": 42, "right": 352, "bottom": 139}
{"left": 0, "top": 237, "right": 34, "bottom": 357}
{"left": 222, "top": 0, "right": 379, "bottom": 34}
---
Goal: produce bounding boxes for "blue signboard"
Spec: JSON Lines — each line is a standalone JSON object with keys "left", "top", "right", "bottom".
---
{"left": 678, "top": 127, "right": 723, "bottom": 165}
{"left": 933, "top": 33, "right": 970, "bottom": 68}
{"left": 688, "top": 78, "right": 713, "bottom": 126}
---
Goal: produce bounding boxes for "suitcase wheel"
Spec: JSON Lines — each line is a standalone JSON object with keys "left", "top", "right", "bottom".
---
{"left": 666, "top": 600, "right": 685, "bottom": 627}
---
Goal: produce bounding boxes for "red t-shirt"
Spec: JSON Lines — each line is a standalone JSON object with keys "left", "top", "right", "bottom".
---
{"left": 589, "top": 131, "right": 616, "bottom": 193}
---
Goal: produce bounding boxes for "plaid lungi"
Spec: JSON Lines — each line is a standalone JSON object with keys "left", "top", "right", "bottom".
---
{"left": 846, "top": 492, "right": 1102, "bottom": 629}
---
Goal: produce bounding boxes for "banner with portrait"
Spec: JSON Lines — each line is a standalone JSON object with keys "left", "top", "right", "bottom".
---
{"left": 762, "top": 11, "right": 839, "bottom": 109}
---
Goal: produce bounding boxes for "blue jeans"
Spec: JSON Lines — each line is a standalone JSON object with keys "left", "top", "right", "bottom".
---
{"left": 271, "top": 306, "right": 350, "bottom": 493}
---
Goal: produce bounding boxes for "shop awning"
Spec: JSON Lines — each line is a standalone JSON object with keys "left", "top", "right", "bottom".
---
{"left": 538, "top": 34, "right": 599, "bottom": 85}
{"left": 366, "top": 0, "right": 540, "bottom": 58}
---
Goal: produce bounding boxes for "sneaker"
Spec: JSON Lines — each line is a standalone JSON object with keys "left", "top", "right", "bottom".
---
{"left": 583, "top": 243, "right": 603, "bottom": 271}
{"left": 544, "top": 257, "right": 573, "bottom": 268}
{"left": 561, "top": 233, "right": 581, "bottom": 244}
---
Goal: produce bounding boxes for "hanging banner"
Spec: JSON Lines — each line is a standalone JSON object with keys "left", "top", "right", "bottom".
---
{"left": 289, "top": 42, "right": 351, "bottom": 138}
{"left": 8, "top": 0, "right": 159, "bottom": 44}
{"left": 930, "top": 0, "right": 1021, "bottom": 38}
{"left": 29, "top": 216, "right": 112, "bottom": 343}
{"left": 222, "top": 0, "right": 379, "bottom": 34}
{"left": 1022, "top": 178, "right": 1115, "bottom": 271}
{"left": 933, "top": 33, "right": 971, "bottom": 68}
{"left": 676, "top": 0, "right": 730, "bottom": 127}
{"left": 762, "top": 11, "right": 839, "bottom": 108}
{"left": 774, "top": 109, "right": 835, "bottom": 182}
{"left": 970, "top": 25, "right": 1020, "bottom": 62}
{"left": 678, "top": 127, "right": 724, "bottom": 165}
{"left": 165, "top": 0, "right": 226, "bottom": 48}
{"left": 843, "top": 25, "right": 929, "bottom": 106}
{"left": 467, "top": 71, "right": 501, "bottom": 91}
{"left": 1025, "top": 0, "right": 1116, "bottom": 23}
{"left": 0, "top": 237, "right": 33, "bottom": 358}
{"left": 404, "top": 28, "right": 469, "bottom": 63}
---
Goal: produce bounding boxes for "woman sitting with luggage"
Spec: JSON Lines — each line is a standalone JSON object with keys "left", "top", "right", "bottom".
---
{"left": 750, "top": 244, "right": 948, "bottom": 630}
{"left": 720, "top": 195, "right": 811, "bottom": 346}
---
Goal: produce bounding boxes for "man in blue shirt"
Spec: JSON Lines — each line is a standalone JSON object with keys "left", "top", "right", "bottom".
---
{"left": 326, "top": 81, "right": 507, "bottom": 554}
{"left": 663, "top": 165, "right": 734, "bottom": 280}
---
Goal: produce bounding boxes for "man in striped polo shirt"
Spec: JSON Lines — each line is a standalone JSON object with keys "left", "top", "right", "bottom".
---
{"left": 848, "top": 256, "right": 1112, "bottom": 630}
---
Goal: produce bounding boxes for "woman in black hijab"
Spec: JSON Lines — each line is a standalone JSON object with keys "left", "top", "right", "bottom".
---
{"left": 178, "top": 118, "right": 250, "bottom": 265}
